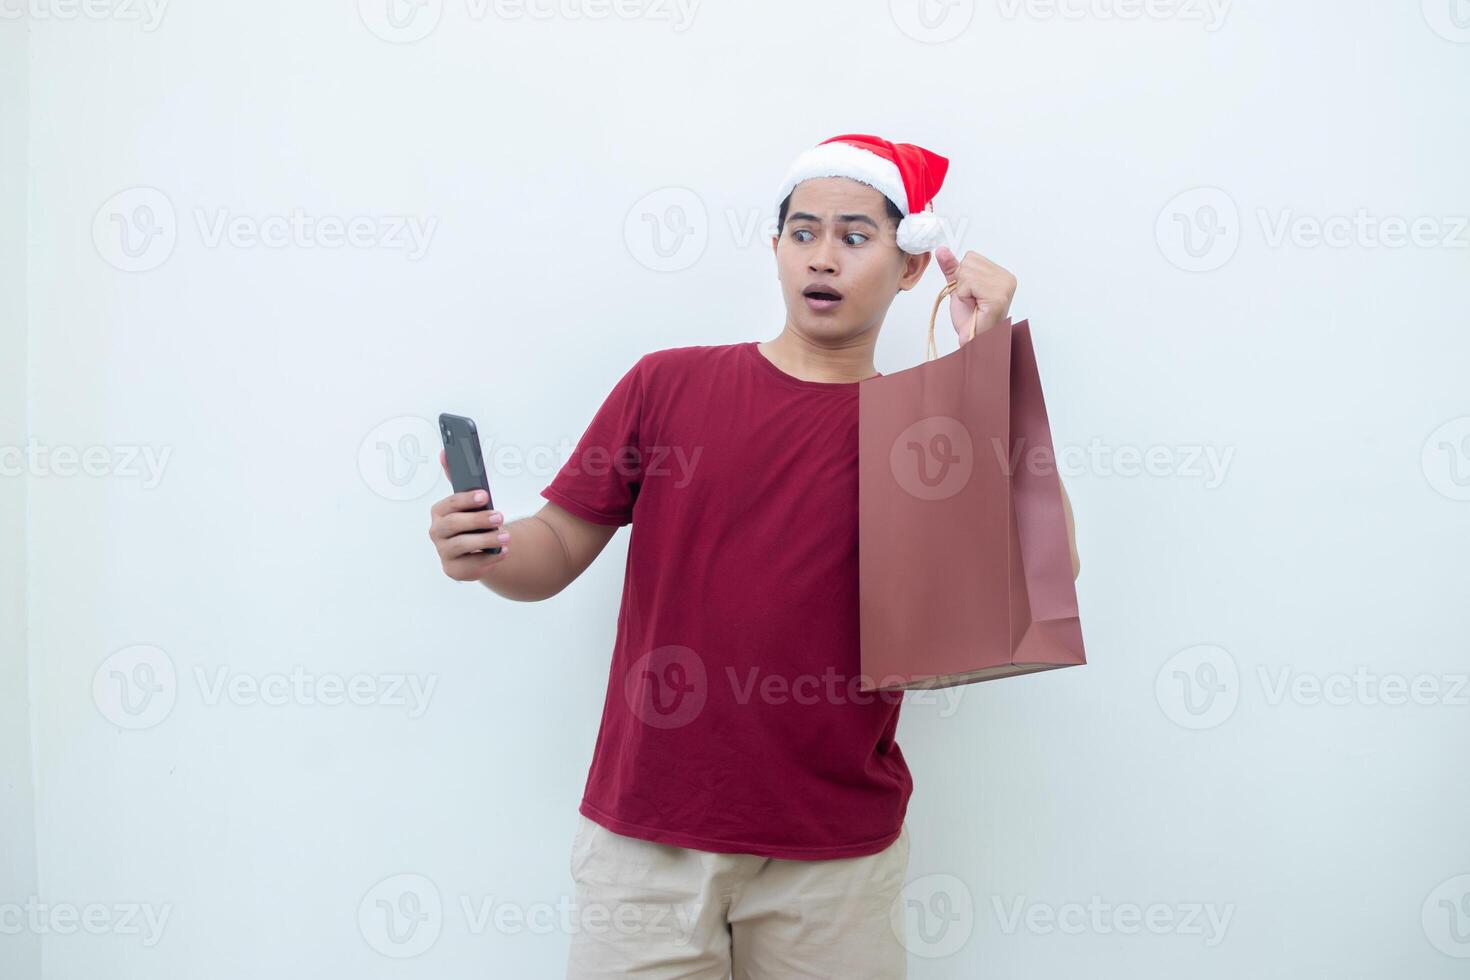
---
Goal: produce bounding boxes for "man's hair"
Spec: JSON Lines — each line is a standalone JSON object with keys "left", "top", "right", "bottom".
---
{"left": 776, "top": 191, "right": 906, "bottom": 239}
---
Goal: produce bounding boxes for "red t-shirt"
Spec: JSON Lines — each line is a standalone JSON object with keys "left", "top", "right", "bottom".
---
{"left": 541, "top": 341, "right": 911, "bottom": 860}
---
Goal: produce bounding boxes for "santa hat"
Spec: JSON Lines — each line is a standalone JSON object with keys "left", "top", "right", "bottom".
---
{"left": 775, "top": 133, "right": 950, "bottom": 254}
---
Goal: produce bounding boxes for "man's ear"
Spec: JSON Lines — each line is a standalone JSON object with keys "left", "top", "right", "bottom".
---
{"left": 896, "top": 250, "right": 932, "bottom": 293}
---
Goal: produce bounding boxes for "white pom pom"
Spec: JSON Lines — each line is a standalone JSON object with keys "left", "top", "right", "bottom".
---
{"left": 895, "top": 210, "right": 943, "bottom": 254}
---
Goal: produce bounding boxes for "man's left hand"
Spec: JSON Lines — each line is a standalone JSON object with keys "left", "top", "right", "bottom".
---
{"left": 933, "top": 245, "right": 1016, "bottom": 345}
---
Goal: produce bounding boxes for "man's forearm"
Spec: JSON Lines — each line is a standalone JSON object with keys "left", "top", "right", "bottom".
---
{"left": 477, "top": 514, "right": 574, "bottom": 601}
{"left": 1059, "top": 480, "right": 1080, "bottom": 579}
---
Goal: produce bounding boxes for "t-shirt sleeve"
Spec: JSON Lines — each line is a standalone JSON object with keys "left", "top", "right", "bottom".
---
{"left": 540, "top": 355, "right": 648, "bottom": 527}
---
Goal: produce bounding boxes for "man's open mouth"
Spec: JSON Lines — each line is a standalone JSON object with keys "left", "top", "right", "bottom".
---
{"left": 803, "top": 286, "right": 844, "bottom": 308}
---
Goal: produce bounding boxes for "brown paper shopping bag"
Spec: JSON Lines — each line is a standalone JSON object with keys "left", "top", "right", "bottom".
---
{"left": 857, "top": 281, "right": 1086, "bottom": 692}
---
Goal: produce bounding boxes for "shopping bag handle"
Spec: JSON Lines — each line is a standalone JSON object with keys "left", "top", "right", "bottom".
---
{"left": 926, "top": 279, "right": 983, "bottom": 362}
{"left": 926, "top": 279, "right": 1015, "bottom": 362}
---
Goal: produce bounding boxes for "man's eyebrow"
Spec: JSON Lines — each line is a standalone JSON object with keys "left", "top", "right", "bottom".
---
{"left": 788, "top": 211, "right": 880, "bottom": 229}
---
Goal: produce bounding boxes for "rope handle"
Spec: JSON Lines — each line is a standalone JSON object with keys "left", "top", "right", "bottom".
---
{"left": 925, "top": 279, "right": 985, "bottom": 362}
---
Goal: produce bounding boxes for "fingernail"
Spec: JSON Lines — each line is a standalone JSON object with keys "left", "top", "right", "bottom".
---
{"left": 474, "top": 491, "right": 487, "bottom": 503}
{"left": 497, "top": 532, "right": 510, "bottom": 542}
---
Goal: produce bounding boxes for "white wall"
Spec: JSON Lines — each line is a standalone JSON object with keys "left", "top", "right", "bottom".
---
{"left": 1, "top": 12, "right": 41, "bottom": 980}
{"left": 9, "top": 1, "right": 1470, "bottom": 977}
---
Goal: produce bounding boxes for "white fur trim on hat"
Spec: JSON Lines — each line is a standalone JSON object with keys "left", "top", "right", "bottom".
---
{"left": 776, "top": 141, "right": 909, "bottom": 219}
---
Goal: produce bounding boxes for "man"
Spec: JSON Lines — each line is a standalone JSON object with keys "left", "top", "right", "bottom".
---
{"left": 428, "top": 133, "right": 1080, "bottom": 979}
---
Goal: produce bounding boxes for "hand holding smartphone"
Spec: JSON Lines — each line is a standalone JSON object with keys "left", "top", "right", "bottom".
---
{"left": 437, "top": 412, "right": 502, "bottom": 557}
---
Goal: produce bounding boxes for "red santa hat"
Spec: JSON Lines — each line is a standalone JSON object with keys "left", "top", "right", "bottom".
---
{"left": 775, "top": 133, "right": 950, "bottom": 255}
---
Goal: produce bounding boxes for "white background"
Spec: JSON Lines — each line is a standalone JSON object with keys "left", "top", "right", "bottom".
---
{"left": 3, "top": 1, "right": 1468, "bottom": 977}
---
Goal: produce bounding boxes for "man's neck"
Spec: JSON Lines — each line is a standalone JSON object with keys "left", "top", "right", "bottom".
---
{"left": 758, "top": 327, "right": 879, "bottom": 384}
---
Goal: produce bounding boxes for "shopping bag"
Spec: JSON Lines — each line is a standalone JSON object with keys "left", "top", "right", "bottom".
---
{"left": 857, "top": 280, "right": 1085, "bottom": 692}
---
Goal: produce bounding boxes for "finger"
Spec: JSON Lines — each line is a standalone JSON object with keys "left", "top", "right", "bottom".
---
{"left": 437, "top": 509, "right": 504, "bottom": 538}
{"left": 934, "top": 244, "right": 959, "bottom": 281}
{"left": 948, "top": 284, "right": 980, "bottom": 338}
{"left": 431, "top": 489, "right": 490, "bottom": 518}
{"left": 444, "top": 530, "right": 509, "bottom": 559}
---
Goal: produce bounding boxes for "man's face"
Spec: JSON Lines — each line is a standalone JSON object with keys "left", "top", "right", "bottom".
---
{"left": 771, "top": 177, "right": 929, "bottom": 342}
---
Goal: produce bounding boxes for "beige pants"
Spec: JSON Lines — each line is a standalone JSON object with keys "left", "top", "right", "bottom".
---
{"left": 564, "top": 813, "right": 911, "bottom": 979}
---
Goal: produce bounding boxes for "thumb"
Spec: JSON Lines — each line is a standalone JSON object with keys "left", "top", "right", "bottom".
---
{"left": 933, "top": 244, "right": 959, "bottom": 281}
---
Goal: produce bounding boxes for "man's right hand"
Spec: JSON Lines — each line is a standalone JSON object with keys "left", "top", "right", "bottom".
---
{"left": 429, "top": 449, "right": 511, "bottom": 582}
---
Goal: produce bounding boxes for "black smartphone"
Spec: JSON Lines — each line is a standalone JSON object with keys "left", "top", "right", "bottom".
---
{"left": 438, "top": 412, "right": 502, "bottom": 556}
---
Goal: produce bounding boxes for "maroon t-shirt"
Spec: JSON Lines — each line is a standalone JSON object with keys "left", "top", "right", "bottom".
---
{"left": 541, "top": 341, "right": 911, "bottom": 860}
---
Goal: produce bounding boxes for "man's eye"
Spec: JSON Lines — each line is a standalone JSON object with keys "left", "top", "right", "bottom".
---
{"left": 792, "top": 228, "right": 813, "bottom": 242}
{"left": 844, "top": 232, "right": 869, "bottom": 246}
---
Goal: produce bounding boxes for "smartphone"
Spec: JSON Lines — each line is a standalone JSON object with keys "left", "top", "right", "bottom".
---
{"left": 438, "top": 412, "right": 502, "bottom": 555}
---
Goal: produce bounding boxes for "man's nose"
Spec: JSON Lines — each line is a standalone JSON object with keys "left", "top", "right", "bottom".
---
{"left": 808, "top": 245, "right": 837, "bottom": 273}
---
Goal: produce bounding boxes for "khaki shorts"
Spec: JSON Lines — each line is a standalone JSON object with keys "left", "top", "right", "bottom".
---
{"left": 565, "top": 813, "right": 911, "bottom": 979}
